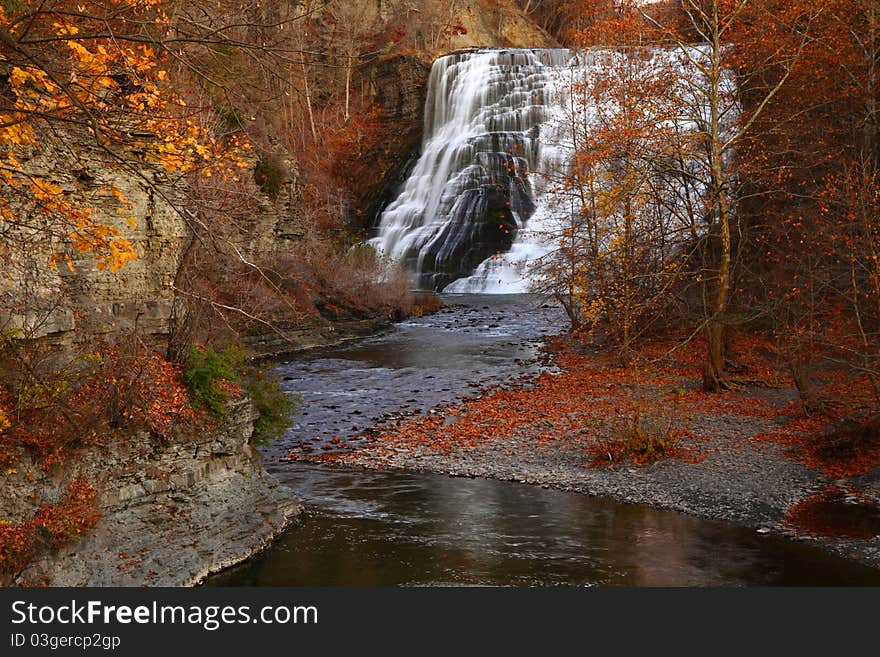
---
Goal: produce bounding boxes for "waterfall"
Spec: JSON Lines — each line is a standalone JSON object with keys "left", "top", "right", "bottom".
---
{"left": 370, "top": 47, "right": 730, "bottom": 294}
{"left": 370, "top": 48, "right": 575, "bottom": 293}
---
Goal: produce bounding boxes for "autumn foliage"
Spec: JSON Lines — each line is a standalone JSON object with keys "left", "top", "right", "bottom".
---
{"left": 0, "top": 341, "right": 205, "bottom": 469}
{"left": 782, "top": 484, "right": 880, "bottom": 540}
{"left": 4, "top": 0, "right": 880, "bottom": 577}
{"left": 0, "top": 479, "right": 99, "bottom": 579}
{"left": 524, "top": 0, "right": 880, "bottom": 426}
{"left": 307, "top": 330, "right": 880, "bottom": 484}
{"left": 0, "top": 1, "right": 253, "bottom": 272}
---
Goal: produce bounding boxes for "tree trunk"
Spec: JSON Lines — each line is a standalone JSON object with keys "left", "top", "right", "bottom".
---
{"left": 345, "top": 55, "right": 352, "bottom": 122}
{"left": 866, "top": 1, "right": 880, "bottom": 168}
{"left": 301, "top": 55, "right": 317, "bottom": 142}
{"left": 703, "top": 6, "right": 731, "bottom": 391}
{"left": 702, "top": 132, "right": 732, "bottom": 388}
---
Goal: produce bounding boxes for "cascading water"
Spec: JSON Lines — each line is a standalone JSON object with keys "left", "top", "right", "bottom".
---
{"left": 371, "top": 47, "right": 731, "bottom": 294}
{"left": 370, "top": 48, "right": 575, "bottom": 293}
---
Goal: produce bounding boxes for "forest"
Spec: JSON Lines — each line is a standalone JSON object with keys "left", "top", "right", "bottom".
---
{"left": 1, "top": 0, "right": 879, "bottom": 587}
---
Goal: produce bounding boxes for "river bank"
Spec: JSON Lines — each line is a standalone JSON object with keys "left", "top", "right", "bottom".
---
{"left": 1, "top": 303, "right": 428, "bottom": 586}
{"left": 298, "top": 327, "right": 880, "bottom": 572}
{"left": 2, "top": 397, "right": 302, "bottom": 586}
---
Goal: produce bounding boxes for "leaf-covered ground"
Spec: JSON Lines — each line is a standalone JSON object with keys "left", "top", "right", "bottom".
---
{"left": 295, "top": 333, "right": 880, "bottom": 567}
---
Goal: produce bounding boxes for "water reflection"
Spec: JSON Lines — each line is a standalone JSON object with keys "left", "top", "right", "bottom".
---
{"left": 210, "top": 465, "right": 880, "bottom": 587}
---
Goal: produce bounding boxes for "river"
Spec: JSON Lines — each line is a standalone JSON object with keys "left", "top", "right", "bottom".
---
{"left": 208, "top": 295, "right": 880, "bottom": 587}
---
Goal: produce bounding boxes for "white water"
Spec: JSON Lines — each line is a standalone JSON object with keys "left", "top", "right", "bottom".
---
{"left": 369, "top": 49, "right": 574, "bottom": 292}
{"left": 371, "top": 47, "right": 735, "bottom": 294}
{"left": 444, "top": 52, "right": 586, "bottom": 294}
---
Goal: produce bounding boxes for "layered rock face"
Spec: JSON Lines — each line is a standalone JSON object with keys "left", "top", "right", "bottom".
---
{"left": 361, "top": 54, "right": 435, "bottom": 226}
{"left": 446, "top": 0, "right": 556, "bottom": 50}
{"left": 0, "top": 135, "right": 189, "bottom": 350}
{"left": 0, "top": 134, "right": 305, "bottom": 586}
{"left": 3, "top": 398, "right": 301, "bottom": 586}
{"left": 0, "top": 132, "right": 304, "bottom": 352}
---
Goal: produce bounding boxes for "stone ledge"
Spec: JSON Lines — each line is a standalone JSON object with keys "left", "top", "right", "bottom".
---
{"left": 4, "top": 398, "right": 302, "bottom": 587}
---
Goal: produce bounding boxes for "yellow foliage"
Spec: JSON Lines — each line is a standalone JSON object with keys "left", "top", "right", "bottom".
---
{"left": 0, "top": 0, "right": 251, "bottom": 275}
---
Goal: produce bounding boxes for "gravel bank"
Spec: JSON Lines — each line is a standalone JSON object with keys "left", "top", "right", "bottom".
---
{"left": 303, "top": 389, "right": 880, "bottom": 571}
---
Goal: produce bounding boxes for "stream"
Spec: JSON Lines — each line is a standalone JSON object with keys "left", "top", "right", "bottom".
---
{"left": 208, "top": 295, "right": 880, "bottom": 587}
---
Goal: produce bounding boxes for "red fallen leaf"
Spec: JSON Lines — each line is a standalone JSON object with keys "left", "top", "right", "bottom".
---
{"left": 784, "top": 485, "right": 880, "bottom": 540}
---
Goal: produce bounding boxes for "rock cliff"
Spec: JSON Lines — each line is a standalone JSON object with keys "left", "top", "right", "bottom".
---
{"left": 0, "top": 131, "right": 307, "bottom": 586}
{"left": 2, "top": 398, "right": 300, "bottom": 586}
{"left": 0, "top": 132, "right": 306, "bottom": 352}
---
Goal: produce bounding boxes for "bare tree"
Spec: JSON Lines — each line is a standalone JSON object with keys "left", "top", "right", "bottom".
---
{"left": 641, "top": 0, "right": 821, "bottom": 389}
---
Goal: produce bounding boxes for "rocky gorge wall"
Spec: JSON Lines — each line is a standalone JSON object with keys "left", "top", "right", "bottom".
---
{"left": 0, "top": 137, "right": 189, "bottom": 350}
{"left": 0, "top": 129, "right": 310, "bottom": 585}
{"left": 1, "top": 398, "right": 300, "bottom": 586}
{"left": 0, "top": 130, "right": 305, "bottom": 352}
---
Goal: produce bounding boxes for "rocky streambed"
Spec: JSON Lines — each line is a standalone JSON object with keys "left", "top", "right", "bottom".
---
{"left": 210, "top": 295, "right": 880, "bottom": 587}
{"left": 323, "top": 409, "right": 880, "bottom": 572}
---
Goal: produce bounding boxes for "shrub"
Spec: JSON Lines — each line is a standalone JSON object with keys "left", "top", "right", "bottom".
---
{"left": 1, "top": 479, "right": 99, "bottom": 580}
{"left": 814, "top": 414, "right": 880, "bottom": 455}
{"left": 274, "top": 238, "right": 415, "bottom": 322}
{"left": 253, "top": 155, "right": 286, "bottom": 198}
{"left": 244, "top": 368, "right": 299, "bottom": 447}
{"left": 615, "top": 410, "right": 679, "bottom": 462}
{"left": 183, "top": 345, "right": 245, "bottom": 416}
{"left": 412, "top": 291, "right": 443, "bottom": 317}
{"left": 216, "top": 105, "right": 246, "bottom": 136}
{"left": 588, "top": 396, "right": 690, "bottom": 466}
{"left": 0, "top": 339, "right": 200, "bottom": 467}
{"left": 184, "top": 344, "right": 297, "bottom": 446}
